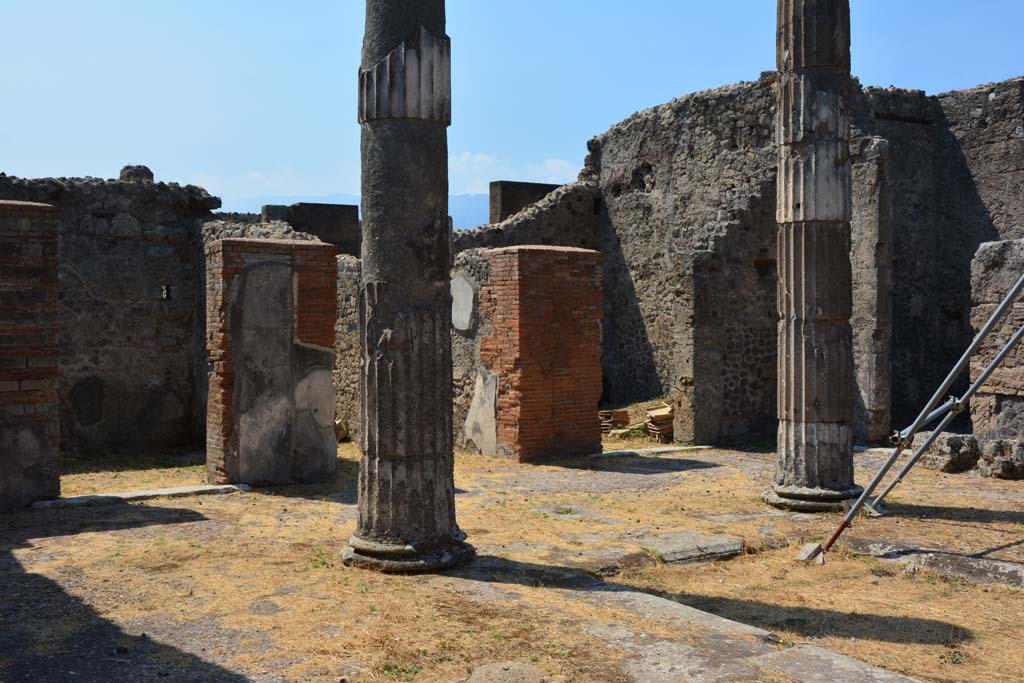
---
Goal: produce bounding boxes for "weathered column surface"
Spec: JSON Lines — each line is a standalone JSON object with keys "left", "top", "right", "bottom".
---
{"left": 342, "top": 0, "right": 473, "bottom": 571}
{"left": 765, "top": 0, "right": 863, "bottom": 511}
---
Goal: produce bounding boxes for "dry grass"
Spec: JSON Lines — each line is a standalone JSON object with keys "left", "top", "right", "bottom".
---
{"left": 11, "top": 437, "right": 1019, "bottom": 682}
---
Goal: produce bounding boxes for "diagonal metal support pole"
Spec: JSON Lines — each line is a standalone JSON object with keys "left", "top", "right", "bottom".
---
{"left": 870, "top": 320, "right": 1024, "bottom": 510}
{"left": 820, "top": 270, "right": 1024, "bottom": 555}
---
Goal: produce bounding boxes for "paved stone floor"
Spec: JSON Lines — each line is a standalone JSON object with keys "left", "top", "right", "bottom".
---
{"left": 1, "top": 443, "right": 1020, "bottom": 682}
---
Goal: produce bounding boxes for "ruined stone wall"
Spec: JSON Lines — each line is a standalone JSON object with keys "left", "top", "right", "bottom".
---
{"left": 334, "top": 255, "right": 361, "bottom": 442}
{"left": 970, "top": 240, "right": 1024, "bottom": 441}
{"left": 453, "top": 181, "right": 600, "bottom": 253}
{"left": 206, "top": 238, "right": 337, "bottom": 485}
{"left": 0, "top": 201, "right": 61, "bottom": 509}
{"left": 583, "top": 75, "right": 779, "bottom": 443}
{"left": 0, "top": 173, "right": 219, "bottom": 455}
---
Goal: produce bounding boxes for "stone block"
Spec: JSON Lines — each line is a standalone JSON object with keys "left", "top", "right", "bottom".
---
{"left": 977, "top": 439, "right": 1024, "bottom": 479}
{"left": 909, "top": 431, "right": 979, "bottom": 473}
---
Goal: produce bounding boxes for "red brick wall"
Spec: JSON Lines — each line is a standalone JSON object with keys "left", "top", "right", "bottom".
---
{"left": 0, "top": 201, "right": 60, "bottom": 507}
{"left": 205, "top": 238, "right": 337, "bottom": 483}
{"left": 479, "top": 246, "right": 603, "bottom": 462}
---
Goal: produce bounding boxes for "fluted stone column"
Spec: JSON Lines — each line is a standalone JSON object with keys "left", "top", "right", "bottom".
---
{"left": 342, "top": 0, "right": 473, "bottom": 571}
{"left": 765, "top": 0, "right": 863, "bottom": 511}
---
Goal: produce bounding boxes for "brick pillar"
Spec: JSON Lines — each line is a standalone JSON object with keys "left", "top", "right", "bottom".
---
{"left": 206, "top": 238, "right": 338, "bottom": 486}
{"left": 0, "top": 201, "right": 60, "bottom": 510}
{"left": 479, "top": 246, "right": 603, "bottom": 462}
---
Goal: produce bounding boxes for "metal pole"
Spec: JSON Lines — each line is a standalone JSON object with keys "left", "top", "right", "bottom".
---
{"left": 899, "top": 400, "right": 953, "bottom": 440}
{"left": 821, "top": 271, "right": 1024, "bottom": 554}
{"left": 871, "top": 320, "right": 1024, "bottom": 509}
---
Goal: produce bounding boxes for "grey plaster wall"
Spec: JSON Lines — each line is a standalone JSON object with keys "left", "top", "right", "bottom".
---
{"left": 195, "top": 220, "right": 321, "bottom": 443}
{"left": 224, "top": 250, "right": 336, "bottom": 485}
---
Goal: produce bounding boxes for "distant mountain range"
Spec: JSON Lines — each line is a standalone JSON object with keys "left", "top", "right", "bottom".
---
{"left": 228, "top": 193, "right": 490, "bottom": 230}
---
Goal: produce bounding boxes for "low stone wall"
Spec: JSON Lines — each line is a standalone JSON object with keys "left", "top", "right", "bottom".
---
{"left": 206, "top": 238, "right": 337, "bottom": 485}
{"left": 471, "top": 246, "right": 603, "bottom": 462}
{"left": 0, "top": 201, "right": 61, "bottom": 509}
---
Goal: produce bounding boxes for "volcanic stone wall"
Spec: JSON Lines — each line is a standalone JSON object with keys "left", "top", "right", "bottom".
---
{"left": 206, "top": 238, "right": 337, "bottom": 485}
{"left": 453, "top": 181, "right": 601, "bottom": 253}
{"left": 454, "top": 74, "right": 1022, "bottom": 445}
{"left": 0, "top": 201, "right": 61, "bottom": 509}
{"left": 583, "top": 76, "right": 780, "bottom": 443}
{"left": 853, "top": 78, "right": 1024, "bottom": 427}
{"left": 970, "top": 240, "right": 1024, "bottom": 441}
{"left": 334, "top": 255, "right": 362, "bottom": 442}
{"left": 0, "top": 173, "right": 220, "bottom": 455}
{"left": 451, "top": 249, "right": 493, "bottom": 453}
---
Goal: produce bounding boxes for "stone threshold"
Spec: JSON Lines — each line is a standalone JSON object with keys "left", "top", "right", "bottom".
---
{"left": 31, "top": 484, "right": 251, "bottom": 510}
{"left": 845, "top": 536, "right": 1024, "bottom": 588}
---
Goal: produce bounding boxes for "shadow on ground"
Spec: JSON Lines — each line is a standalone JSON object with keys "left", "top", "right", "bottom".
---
{"left": 555, "top": 454, "right": 721, "bottom": 475}
{"left": 449, "top": 554, "right": 973, "bottom": 646}
{"left": 884, "top": 501, "right": 1024, "bottom": 526}
{"left": 0, "top": 505, "right": 247, "bottom": 683}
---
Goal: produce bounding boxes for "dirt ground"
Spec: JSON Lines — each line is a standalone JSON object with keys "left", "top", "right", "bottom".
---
{"left": 1, "top": 438, "right": 1021, "bottom": 683}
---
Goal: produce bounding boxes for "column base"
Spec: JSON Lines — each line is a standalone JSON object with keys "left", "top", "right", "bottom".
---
{"left": 341, "top": 534, "right": 475, "bottom": 574}
{"left": 763, "top": 484, "right": 864, "bottom": 512}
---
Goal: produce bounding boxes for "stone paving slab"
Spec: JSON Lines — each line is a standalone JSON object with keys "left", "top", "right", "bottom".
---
{"left": 632, "top": 530, "right": 744, "bottom": 564}
{"left": 846, "top": 536, "right": 1024, "bottom": 588}
{"left": 31, "top": 484, "right": 251, "bottom": 509}
{"left": 439, "top": 557, "right": 919, "bottom": 683}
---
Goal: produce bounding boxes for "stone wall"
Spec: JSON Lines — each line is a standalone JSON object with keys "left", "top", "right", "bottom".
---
{"left": 583, "top": 76, "right": 779, "bottom": 443}
{"left": 970, "top": 239, "right": 1024, "bottom": 441}
{"left": 474, "top": 246, "right": 603, "bottom": 461}
{"left": 206, "top": 238, "right": 337, "bottom": 485}
{"left": 451, "top": 249, "right": 492, "bottom": 452}
{"left": 453, "top": 181, "right": 601, "bottom": 254}
{"left": 334, "top": 255, "right": 361, "bottom": 442}
{"left": 850, "top": 136, "right": 894, "bottom": 443}
{"left": 0, "top": 172, "right": 219, "bottom": 455}
{"left": 855, "top": 78, "right": 1024, "bottom": 427}
{"left": 0, "top": 201, "right": 61, "bottom": 509}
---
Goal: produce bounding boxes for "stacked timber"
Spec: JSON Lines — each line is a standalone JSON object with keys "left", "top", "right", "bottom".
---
{"left": 646, "top": 405, "right": 674, "bottom": 443}
{"left": 599, "top": 409, "right": 630, "bottom": 435}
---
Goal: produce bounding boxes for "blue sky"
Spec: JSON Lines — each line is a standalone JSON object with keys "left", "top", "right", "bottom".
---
{"left": 2, "top": 0, "right": 1022, "bottom": 217}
